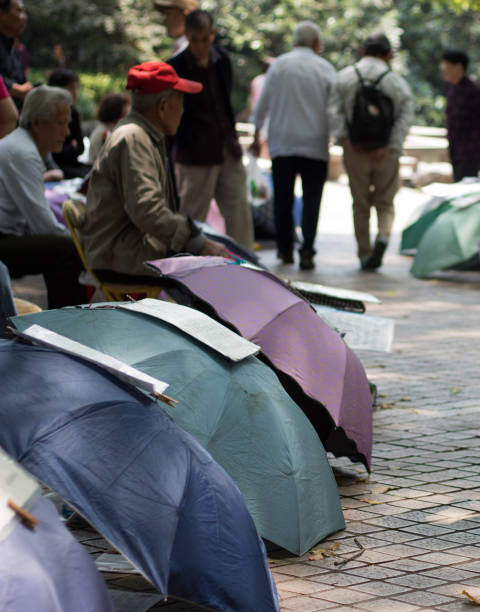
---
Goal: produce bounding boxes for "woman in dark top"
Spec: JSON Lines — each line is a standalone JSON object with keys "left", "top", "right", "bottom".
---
{"left": 47, "top": 68, "right": 91, "bottom": 178}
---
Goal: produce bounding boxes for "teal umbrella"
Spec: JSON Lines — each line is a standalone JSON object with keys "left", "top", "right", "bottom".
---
{"left": 411, "top": 201, "right": 480, "bottom": 278}
{"left": 13, "top": 305, "right": 345, "bottom": 556}
{"left": 401, "top": 191, "right": 480, "bottom": 254}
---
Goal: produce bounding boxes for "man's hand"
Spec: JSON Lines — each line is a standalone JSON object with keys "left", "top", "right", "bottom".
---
{"left": 43, "top": 169, "right": 64, "bottom": 182}
{"left": 249, "top": 137, "right": 261, "bottom": 157}
{"left": 199, "top": 239, "right": 230, "bottom": 257}
{"left": 9, "top": 81, "right": 33, "bottom": 99}
{"left": 249, "top": 127, "right": 262, "bottom": 157}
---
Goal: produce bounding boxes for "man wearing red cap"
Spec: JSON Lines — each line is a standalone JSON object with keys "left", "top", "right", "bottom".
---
{"left": 82, "top": 61, "right": 227, "bottom": 283}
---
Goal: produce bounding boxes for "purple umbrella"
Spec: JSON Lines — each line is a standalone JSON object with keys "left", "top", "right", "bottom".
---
{"left": 148, "top": 256, "right": 373, "bottom": 470}
{"left": 0, "top": 495, "right": 114, "bottom": 612}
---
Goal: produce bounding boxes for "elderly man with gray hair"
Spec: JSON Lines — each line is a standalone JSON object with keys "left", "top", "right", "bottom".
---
{"left": 83, "top": 61, "right": 227, "bottom": 286}
{"left": 0, "top": 84, "right": 87, "bottom": 308}
{"left": 252, "top": 21, "right": 336, "bottom": 270}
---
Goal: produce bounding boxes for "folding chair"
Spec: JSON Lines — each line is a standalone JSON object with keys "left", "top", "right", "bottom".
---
{"left": 62, "top": 199, "right": 164, "bottom": 302}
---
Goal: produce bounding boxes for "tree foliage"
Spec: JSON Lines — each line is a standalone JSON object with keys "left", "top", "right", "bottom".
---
{"left": 22, "top": 0, "right": 480, "bottom": 125}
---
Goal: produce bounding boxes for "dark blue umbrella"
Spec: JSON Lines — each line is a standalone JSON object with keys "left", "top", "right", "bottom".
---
{"left": 0, "top": 339, "right": 279, "bottom": 612}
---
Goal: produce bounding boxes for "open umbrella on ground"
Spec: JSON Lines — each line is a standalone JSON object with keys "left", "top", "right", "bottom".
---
{"left": 0, "top": 339, "right": 279, "bottom": 612}
{"left": 411, "top": 200, "right": 480, "bottom": 278}
{"left": 12, "top": 304, "right": 345, "bottom": 555}
{"left": 0, "top": 492, "right": 114, "bottom": 612}
{"left": 146, "top": 257, "right": 373, "bottom": 470}
{"left": 400, "top": 191, "right": 480, "bottom": 254}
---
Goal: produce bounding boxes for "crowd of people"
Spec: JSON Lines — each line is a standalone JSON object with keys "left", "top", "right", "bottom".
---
{"left": 0, "top": 0, "right": 479, "bottom": 314}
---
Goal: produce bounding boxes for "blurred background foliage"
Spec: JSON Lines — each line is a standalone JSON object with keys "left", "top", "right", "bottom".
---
{"left": 22, "top": 0, "right": 480, "bottom": 124}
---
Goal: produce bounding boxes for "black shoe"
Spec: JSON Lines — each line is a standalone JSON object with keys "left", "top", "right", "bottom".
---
{"left": 277, "top": 250, "right": 294, "bottom": 264}
{"left": 360, "top": 240, "right": 387, "bottom": 270}
{"left": 299, "top": 249, "right": 315, "bottom": 270}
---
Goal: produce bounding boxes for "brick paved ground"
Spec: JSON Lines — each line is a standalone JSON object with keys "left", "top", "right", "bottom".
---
{"left": 11, "top": 180, "right": 480, "bottom": 610}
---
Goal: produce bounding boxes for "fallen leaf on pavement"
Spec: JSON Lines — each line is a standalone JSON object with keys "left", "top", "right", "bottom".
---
{"left": 462, "top": 589, "right": 480, "bottom": 605}
{"left": 370, "top": 485, "right": 391, "bottom": 494}
{"left": 308, "top": 542, "right": 339, "bottom": 561}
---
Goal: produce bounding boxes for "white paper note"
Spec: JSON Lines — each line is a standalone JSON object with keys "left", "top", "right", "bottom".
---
{"left": 118, "top": 299, "right": 260, "bottom": 362}
{"left": 291, "top": 281, "right": 381, "bottom": 305}
{"left": 314, "top": 306, "right": 395, "bottom": 352}
{"left": 20, "top": 325, "right": 169, "bottom": 396}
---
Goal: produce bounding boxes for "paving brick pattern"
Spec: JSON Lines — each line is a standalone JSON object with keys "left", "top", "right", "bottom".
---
{"left": 12, "top": 183, "right": 480, "bottom": 610}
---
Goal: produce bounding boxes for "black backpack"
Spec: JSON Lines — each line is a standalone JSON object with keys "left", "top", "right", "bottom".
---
{"left": 347, "top": 66, "right": 394, "bottom": 150}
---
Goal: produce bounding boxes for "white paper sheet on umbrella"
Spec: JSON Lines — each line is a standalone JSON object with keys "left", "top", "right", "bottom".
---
{"left": 20, "top": 325, "right": 169, "bottom": 396}
{"left": 118, "top": 299, "right": 260, "bottom": 362}
{"left": 314, "top": 306, "right": 395, "bottom": 352}
{"left": 290, "top": 281, "right": 381, "bottom": 304}
{"left": 0, "top": 448, "right": 40, "bottom": 541}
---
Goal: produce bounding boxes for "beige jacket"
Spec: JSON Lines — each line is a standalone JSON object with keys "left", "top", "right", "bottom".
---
{"left": 83, "top": 110, "right": 204, "bottom": 276}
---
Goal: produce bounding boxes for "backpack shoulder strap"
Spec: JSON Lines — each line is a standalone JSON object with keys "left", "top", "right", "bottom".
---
{"left": 373, "top": 69, "right": 391, "bottom": 86}
{"left": 354, "top": 65, "right": 365, "bottom": 86}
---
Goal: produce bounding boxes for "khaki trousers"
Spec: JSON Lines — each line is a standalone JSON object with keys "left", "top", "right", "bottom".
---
{"left": 175, "top": 150, "right": 254, "bottom": 250}
{"left": 343, "top": 143, "right": 399, "bottom": 259}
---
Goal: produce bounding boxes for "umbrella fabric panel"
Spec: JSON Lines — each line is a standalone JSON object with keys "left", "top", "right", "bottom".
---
{"left": 0, "top": 341, "right": 152, "bottom": 460}
{"left": 400, "top": 200, "right": 453, "bottom": 253}
{"left": 13, "top": 309, "right": 345, "bottom": 555}
{"left": 0, "top": 340, "right": 280, "bottom": 612}
{"left": 411, "top": 202, "right": 480, "bottom": 278}
{"left": 0, "top": 496, "right": 114, "bottom": 612}
{"left": 22, "top": 403, "right": 279, "bottom": 612}
{"left": 163, "top": 356, "right": 345, "bottom": 554}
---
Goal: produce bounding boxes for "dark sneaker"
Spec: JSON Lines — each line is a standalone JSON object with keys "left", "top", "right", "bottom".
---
{"left": 277, "top": 250, "right": 294, "bottom": 264}
{"left": 299, "top": 249, "right": 315, "bottom": 270}
{"left": 361, "top": 240, "right": 387, "bottom": 270}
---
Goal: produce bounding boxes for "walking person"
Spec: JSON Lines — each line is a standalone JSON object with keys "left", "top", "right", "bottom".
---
{"left": 329, "top": 33, "right": 414, "bottom": 270}
{"left": 252, "top": 21, "right": 335, "bottom": 270}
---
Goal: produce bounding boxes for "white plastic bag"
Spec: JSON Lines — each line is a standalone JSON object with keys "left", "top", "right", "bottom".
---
{"left": 246, "top": 154, "right": 271, "bottom": 206}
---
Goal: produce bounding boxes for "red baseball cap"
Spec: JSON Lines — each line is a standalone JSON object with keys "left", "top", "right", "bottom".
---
{"left": 126, "top": 61, "right": 203, "bottom": 95}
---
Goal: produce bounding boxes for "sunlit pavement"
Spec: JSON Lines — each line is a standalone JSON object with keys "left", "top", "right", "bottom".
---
{"left": 11, "top": 179, "right": 480, "bottom": 611}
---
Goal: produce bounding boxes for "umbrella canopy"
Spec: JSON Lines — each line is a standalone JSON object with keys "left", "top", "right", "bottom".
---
{"left": 0, "top": 494, "right": 114, "bottom": 612}
{"left": 12, "top": 306, "right": 345, "bottom": 556}
{"left": 0, "top": 339, "right": 279, "bottom": 612}
{"left": 411, "top": 201, "right": 480, "bottom": 278}
{"left": 400, "top": 191, "right": 480, "bottom": 254}
{"left": 147, "top": 257, "right": 373, "bottom": 470}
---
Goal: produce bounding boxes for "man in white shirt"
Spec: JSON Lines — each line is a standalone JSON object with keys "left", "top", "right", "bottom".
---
{"left": 0, "top": 85, "right": 86, "bottom": 307}
{"left": 329, "top": 33, "right": 414, "bottom": 270}
{"left": 252, "top": 21, "right": 336, "bottom": 270}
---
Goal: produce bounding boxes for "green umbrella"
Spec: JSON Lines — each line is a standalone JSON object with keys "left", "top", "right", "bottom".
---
{"left": 13, "top": 305, "right": 345, "bottom": 556}
{"left": 401, "top": 198, "right": 453, "bottom": 254}
{"left": 411, "top": 201, "right": 480, "bottom": 278}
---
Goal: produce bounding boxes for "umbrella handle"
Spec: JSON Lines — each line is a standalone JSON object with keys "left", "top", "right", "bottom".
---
{"left": 7, "top": 499, "right": 38, "bottom": 530}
